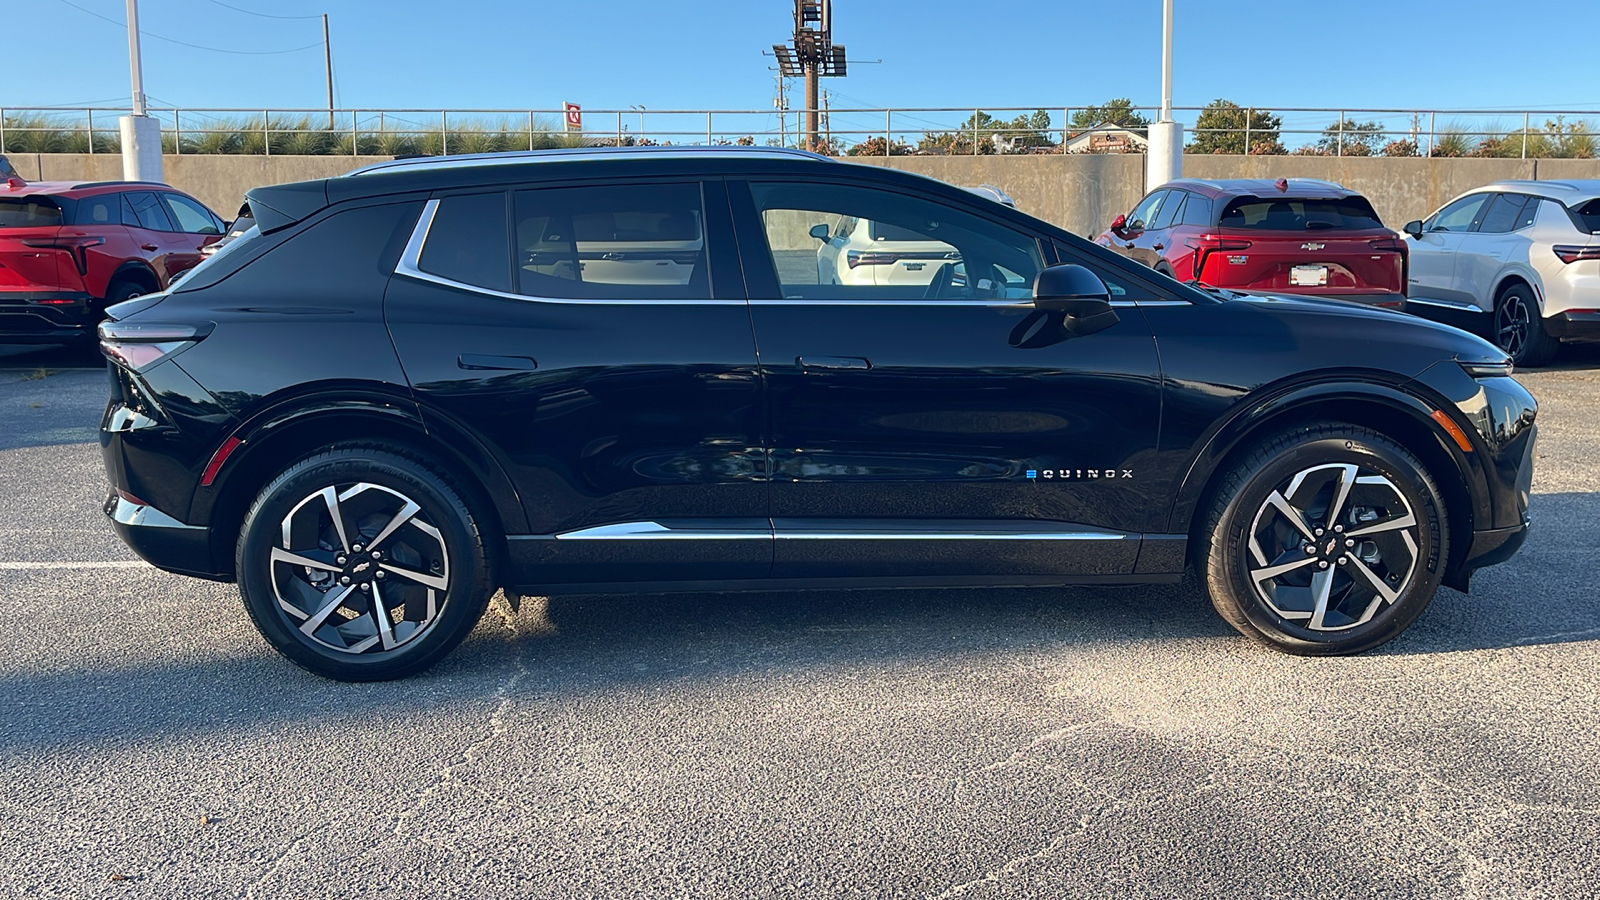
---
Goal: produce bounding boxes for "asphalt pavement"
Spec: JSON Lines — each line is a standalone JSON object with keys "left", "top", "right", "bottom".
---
{"left": 1, "top": 344, "right": 1598, "bottom": 899}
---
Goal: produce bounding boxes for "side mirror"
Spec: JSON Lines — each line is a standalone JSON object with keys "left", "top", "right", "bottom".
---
{"left": 1109, "top": 213, "right": 1128, "bottom": 235}
{"left": 1403, "top": 220, "right": 1423, "bottom": 239}
{"left": 1031, "top": 264, "right": 1120, "bottom": 337}
{"left": 808, "top": 223, "right": 831, "bottom": 242}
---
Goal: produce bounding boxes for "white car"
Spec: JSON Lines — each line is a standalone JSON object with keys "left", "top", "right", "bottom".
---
{"left": 1403, "top": 180, "right": 1600, "bottom": 366}
{"left": 812, "top": 215, "right": 962, "bottom": 288}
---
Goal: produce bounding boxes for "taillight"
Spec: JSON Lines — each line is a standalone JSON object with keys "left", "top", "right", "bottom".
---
{"left": 1184, "top": 235, "right": 1253, "bottom": 279}
{"left": 1552, "top": 245, "right": 1600, "bottom": 264}
{"left": 20, "top": 235, "right": 105, "bottom": 276}
{"left": 1368, "top": 238, "right": 1407, "bottom": 252}
{"left": 97, "top": 321, "right": 213, "bottom": 372}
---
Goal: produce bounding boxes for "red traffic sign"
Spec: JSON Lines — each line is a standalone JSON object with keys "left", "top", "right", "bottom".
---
{"left": 563, "top": 103, "right": 582, "bottom": 131}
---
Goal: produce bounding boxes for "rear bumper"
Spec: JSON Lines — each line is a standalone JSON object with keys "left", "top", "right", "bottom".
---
{"left": 0, "top": 291, "right": 96, "bottom": 342}
{"left": 1544, "top": 310, "right": 1600, "bottom": 340}
{"left": 104, "top": 492, "right": 228, "bottom": 581}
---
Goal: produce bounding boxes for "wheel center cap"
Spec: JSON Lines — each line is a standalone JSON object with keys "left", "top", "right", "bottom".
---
{"left": 343, "top": 553, "right": 377, "bottom": 582}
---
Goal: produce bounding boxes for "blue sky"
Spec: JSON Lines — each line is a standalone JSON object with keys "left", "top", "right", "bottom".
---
{"left": 14, "top": 0, "right": 1600, "bottom": 139}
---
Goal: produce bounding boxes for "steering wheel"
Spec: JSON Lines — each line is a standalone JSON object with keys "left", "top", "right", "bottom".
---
{"left": 923, "top": 262, "right": 955, "bottom": 300}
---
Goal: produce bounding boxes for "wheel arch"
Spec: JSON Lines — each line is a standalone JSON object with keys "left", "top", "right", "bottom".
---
{"left": 1492, "top": 268, "right": 1541, "bottom": 311}
{"left": 193, "top": 398, "right": 526, "bottom": 581}
{"left": 1171, "top": 381, "right": 1482, "bottom": 590}
{"left": 107, "top": 261, "right": 160, "bottom": 297}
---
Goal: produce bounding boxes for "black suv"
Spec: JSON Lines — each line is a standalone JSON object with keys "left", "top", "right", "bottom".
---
{"left": 100, "top": 148, "right": 1537, "bottom": 681}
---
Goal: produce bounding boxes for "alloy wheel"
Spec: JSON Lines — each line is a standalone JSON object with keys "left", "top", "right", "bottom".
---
{"left": 1496, "top": 292, "right": 1532, "bottom": 358}
{"left": 270, "top": 482, "right": 450, "bottom": 655}
{"left": 1246, "top": 463, "right": 1420, "bottom": 631}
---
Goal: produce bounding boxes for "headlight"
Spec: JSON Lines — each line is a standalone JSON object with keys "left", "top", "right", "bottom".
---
{"left": 1458, "top": 359, "right": 1514, "bottom": 378}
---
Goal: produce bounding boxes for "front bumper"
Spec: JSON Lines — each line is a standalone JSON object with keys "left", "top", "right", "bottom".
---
{"left": 1544, "top": 310, "right": 1600, "bottom": 340}
{"left": 104, "top": 492, "right": 226, "bottom": 581}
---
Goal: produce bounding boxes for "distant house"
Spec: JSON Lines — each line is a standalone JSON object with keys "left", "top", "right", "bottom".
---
{"left": 1062, "top": 122, "right": 1149, "bottom": 154}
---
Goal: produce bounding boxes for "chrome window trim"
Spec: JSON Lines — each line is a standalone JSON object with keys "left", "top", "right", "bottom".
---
{"left": 750, "top": 298, "right": 1034, "bottom": 308}
{"left": 394, "top": 196, "right": 740, "bottom": 306}
{"left": 554, "top": 522, "right": 770, "bottom": 541}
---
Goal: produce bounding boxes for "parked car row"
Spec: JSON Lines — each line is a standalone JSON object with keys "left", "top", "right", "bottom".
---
{"left": 1102, "top": 176, "right": 1600, "bottom": 366}
{"left": 97, "top": 147, "right": 1535, "bottom": 680}
{"left": 0, "top": 159, "right": 227, "bottom": 344}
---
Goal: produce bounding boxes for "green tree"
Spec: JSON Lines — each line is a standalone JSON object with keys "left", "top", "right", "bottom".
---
{"left": 919, "top": 109, "right": 1054, "bottom": 154}
{"left": 1188, "top": 99, "right": 1281, "bottom": 155}
{"left": 1314, "top": 117, "right": 1385, "bottom": 156}
{"left": 1070, "top": 98, "right": 1149, "bottom": 132}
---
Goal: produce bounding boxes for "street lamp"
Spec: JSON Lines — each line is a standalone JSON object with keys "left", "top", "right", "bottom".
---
{"left": 629, "top": 105, "right": 646, "bottom": 144}
{"left": 1147, "top": 0, "right": 1183, "bottom": 191}
{"left": 121, "top": 0, "right": 163, "bottom": 181}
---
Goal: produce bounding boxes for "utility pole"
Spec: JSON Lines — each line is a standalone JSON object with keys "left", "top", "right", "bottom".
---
{"left": 1146, "top": 0, "right": 1183, "bottom": 191}
{"left": 323, "top": 14, "right": 334, "bottom": 130}
{"left": 773, "top": 1, "right": 846, "bottom": 153}
{"left": 120, "top": 0, "right": 163, "bottom": 182}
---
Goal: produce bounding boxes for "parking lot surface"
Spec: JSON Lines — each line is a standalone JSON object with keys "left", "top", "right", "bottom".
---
{"left": 1, "top": 343, "right": 1598, "bottom": 898}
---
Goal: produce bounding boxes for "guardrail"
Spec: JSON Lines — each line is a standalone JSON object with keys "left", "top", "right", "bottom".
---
{"left": 3, "top": 105, "right": 1599, "bottom": 159}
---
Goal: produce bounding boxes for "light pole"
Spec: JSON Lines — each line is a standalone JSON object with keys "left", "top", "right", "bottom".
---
{"left": 1146, "top": 0, "right": 1183, "bottom": 191}
{"left": 120, "top": 0, "right": 163, "bottom": 182}
{"left": 323, "top": 14, "right": 334, "bottom": 130}
{"left": 630, "top": 105, "right": 646, "bottom": 144}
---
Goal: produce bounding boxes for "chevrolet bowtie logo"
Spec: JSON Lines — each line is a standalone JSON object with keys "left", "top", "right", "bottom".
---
{"left": 1302, "top": 242, "right": 1326, "bottom": 251}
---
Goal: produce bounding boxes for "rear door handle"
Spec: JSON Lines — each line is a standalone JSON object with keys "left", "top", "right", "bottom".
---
{"left": 797, "top": 356, "right": 870, "bottom": 371}
{"left": 141, "top": 243, "right": 159, "bottom": 251}
{"left": 458, "top": 354, "right": 538, "bottom": 371}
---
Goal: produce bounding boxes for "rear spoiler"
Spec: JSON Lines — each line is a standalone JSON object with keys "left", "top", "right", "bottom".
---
{"left": 244, "top": 179, "right": 330, "bottom": 233}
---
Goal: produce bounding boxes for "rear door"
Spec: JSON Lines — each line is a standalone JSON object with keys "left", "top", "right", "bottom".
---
{"left": 0, "top": 195, "right": 66, "bottom": 294}
{"left": 383, "top": 179, "right": 770, "bottom": 586}
{"left": 120, "top": 191, "right": 191, "bottom": 285}
{"left": 1454, "top": 193, "right": 1537, "bottom": 308}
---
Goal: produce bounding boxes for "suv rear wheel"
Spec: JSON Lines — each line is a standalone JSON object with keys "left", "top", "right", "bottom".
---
{"left": 1203, "top": 424, "right": 1448, "bottom": 655}
{"left": 1494, "top": 281, "right": 1558, "bottom": 367}
{"left": 236, "top": 447, "right": 494, "bottom": 681}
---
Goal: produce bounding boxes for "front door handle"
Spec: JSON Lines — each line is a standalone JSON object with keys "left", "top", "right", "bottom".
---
{"left": 1152, "top": 243, "right": 1165, "bottom": 251}
{"left": 797, "top": 356, "right": 871, "bottom": 371}
{"left": 141, "top": 243, "right": 159, "bottom": 251}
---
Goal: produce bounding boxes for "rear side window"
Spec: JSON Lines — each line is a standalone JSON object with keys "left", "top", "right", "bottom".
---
{"left": 1567, "top": 198, "right": 1600, "bottom": 234}
{"left": 1151, "top": 192, "right": 1185, "bottom": 230}
{"left": 1181, "top": 194, "right": 1212, "bottom": 226}
{"left": 180, "top": 200, "right": 421, "bottom": 295}
{"left": 0, "top": 198, "right": 63, "bottom": 227}
{"left": 73, "top": 196, "right": 118, "bottom": 226}
{"left": 1219, "top": 197, "right": 1383, "bottom": 231}
{"left": 122, "top": 191, "right": 175, "bottom": 231}
{"left": 514, "top": 183, "right": 708, "bottom": 299}
{"left": 418, "top": 192, "right": 511, "bottom": 293}
{"left": 1477, "top": 194, "right": 1530, "bottom": 234}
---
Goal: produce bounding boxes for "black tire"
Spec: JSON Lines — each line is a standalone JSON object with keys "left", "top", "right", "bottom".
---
{"left": 1493, "top": 281, "right": 1558, "bottom": 368}
{"left": 236, "top": 447, "right": 494, "bottom": 681}
{"left": 93, "top": 279, "right": 147, "bottom": 329}
{"left": 1202, "top": 424, "right": 1449, "bottom": 655}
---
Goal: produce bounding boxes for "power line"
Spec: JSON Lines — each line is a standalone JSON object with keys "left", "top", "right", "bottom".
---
{"left": 54, "top": 0, "right": 323, "bottom": 55}
{"left": 204, "top": 0, "right": 323, "bottom": 20}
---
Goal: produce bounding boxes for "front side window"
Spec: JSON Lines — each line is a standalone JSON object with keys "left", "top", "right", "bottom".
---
{"left": 1426, "top": 194, "right": 1490, "bottom": 233}
{"left": 1126, "top": 191, "right": 1168, "bottom": 231}
{"left": 1151, "top": 192, "right": 1186, "bottom": 230}
{"left": 418, "top": 192, "right": 511, "bottom": 293}
{"left": 161, "top": 193, "right": 221, "bottom": 235}
{"left": 750, "top": 181, "right": 1043, "bottom": 302}
{"left": 514, "top": 183, "right": 708, "bottom": 299}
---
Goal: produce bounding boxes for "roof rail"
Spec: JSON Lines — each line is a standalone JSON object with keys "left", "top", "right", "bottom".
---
{"left": 346, "top": 145, "right": 835, "bottom": 177}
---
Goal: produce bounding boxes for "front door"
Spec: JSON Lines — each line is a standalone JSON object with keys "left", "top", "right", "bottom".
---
{"left": 731, "top": 179, "right": 1163, "bottom": 579}
{"left": 384, "top": 181, "right": 769, "bottom": 585}
{"left": 1408, "top": 193, "right": 1491, "bottom": 308}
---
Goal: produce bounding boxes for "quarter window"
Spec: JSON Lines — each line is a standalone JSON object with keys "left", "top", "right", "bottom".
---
{"left": 514, "top": 183, "right": 708, "bottom": 299}
{"left": 418, "top": 192, "right": 511, "bottom": 293}
{"left": 749, "top": 181, "right": 1043, "bottom": 302}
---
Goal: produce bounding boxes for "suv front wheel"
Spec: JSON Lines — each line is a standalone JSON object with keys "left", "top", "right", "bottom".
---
{"left": 1203, "top": 424, "right": 1448, "bottom": 655}
{"left": 236, "top": 447, "right": 494, "bottom": 681}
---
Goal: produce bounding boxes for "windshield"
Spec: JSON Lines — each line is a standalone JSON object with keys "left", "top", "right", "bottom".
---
{"left": 1219, "top": 197, "right": 1383, "bottom": 231}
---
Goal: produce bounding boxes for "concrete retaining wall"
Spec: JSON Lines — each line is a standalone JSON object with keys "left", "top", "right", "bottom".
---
{"left": 19, "top": 152, "right": 1600, "bottom": 238}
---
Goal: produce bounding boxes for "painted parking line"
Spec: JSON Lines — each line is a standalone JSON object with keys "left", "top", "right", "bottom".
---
{"left": 0, "top": 561, "right": 149, "bottom": 570}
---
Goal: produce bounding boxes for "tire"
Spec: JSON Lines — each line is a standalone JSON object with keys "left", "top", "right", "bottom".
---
{"left": 1493, "top": 281, "right": 1558, "bottom": 368}
{"left": 236, "top": 447, "right": 494, "bottom": 681}
{"left": 1202, "top": 424, "right": 1449, "bottom": 656}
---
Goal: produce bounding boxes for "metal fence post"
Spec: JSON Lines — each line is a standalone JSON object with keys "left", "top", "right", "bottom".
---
{"left": 617, "top": 111, "right": 623, "bottom": 147}
{"left": 885, "top": 109, "right": 892, "bottom": 156}
{"left": 174, "top": 110, "right": 181, "bottom": 155}
{"left": 528, "top": 111, "right": 534, "bottom": 151}
{"left": 353, "top": 110, "right": 360, "bottom": 156}
{"left": 1428, "top": 111, "right": 1435, "bottom": 157}
{"left": 442, "top": 111, "right": 448, "bottom": 156}
{"left": 708, "top": 111, "right": 713, "bottom": 145}
{"left": 1338, "top": 111, "right": 1344, "bottom": 157}
{"left": 1245, "top": 108, "right": 1252, "bottom": 156}
{"left": 264, "top": 110, "right": 270, "bottom": 157}
{"left": 973, "top": 108, "right": 979, "bottom": 156}
{"left": 1, "top": 109, "right": 6, "bottom": 154}
{"left": 86, "top": 109, "right": 94, "bottom": 154}
{"left": 1523, "top": 111, "right": 1530, "bottom": 159}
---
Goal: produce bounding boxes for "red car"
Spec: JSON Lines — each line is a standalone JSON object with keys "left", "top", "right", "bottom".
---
{"left": 1096, "top": 178, "right": 1407, "bottom": 307}
{"left": 0, "top": 169, "right": 225, "bottom": 343}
